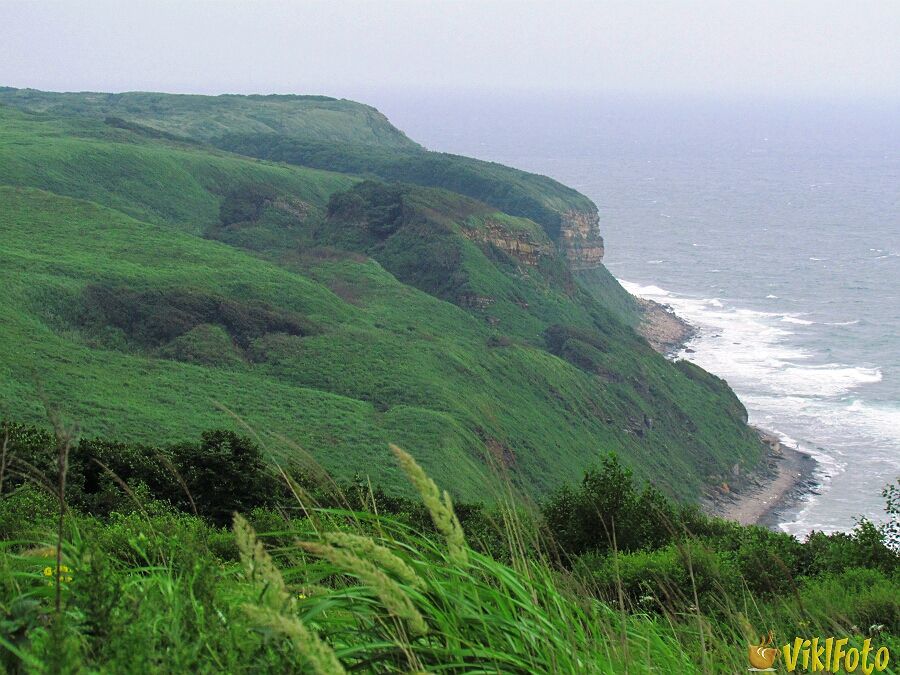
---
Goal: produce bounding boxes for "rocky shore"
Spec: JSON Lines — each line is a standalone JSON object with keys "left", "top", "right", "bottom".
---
{"left": 635, "top": 295, "right": 820, "bottom": 531}
{"left": 703, "top": 429, "right": 819, "bottom": 528}
{"left": 634, "top": 297, "right": 696, "bottom": 356}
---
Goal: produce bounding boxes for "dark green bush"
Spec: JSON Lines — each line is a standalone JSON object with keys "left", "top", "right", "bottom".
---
{"left": 170, "top": 430, "right": 281, "bottom": 525}
{"left": 543, "top": 453, "right": 677, "bottom": 558}
{"left": 0, "top": 422, "right": 280, "bottom": 527}
{"left": 219, "top": 183, "right": 276, "bottom": 226}
{"left": 77, "top": 284, "right": 315, "bottom": 350}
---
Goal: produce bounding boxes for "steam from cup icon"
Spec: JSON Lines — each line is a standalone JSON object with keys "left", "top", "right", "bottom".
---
{"left": 748, "top": 631, "right": 779, "bottom": 671}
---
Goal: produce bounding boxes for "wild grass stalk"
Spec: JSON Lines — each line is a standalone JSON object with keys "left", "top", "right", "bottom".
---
{"left": 234, "top": 513, "right": 346, "bottom": 674}
{"left": 390, "top": 444, "right": 467, "bottom": 566}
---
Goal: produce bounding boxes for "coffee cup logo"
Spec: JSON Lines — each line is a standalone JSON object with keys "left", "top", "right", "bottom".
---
{"left": 749, "top": 631, "right": 779, "bottom": 671}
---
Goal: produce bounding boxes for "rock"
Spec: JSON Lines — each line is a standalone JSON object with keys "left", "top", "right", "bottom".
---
{"left": 559, "top": 209, "right": 604, "bottom": 269}
{"left": 633, "top": 297, "right": 696, "bottom": 355}
{"left": 462, "top": 217, "right": 551, "bottom": 266}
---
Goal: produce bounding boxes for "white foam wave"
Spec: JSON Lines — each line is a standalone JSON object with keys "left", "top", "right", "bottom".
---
{"left": 825, "top": 320, "right": 860, "bottom": 326}
{"left": 621, "top": 279, "right": 879, "bottom": 399}
{"left": 618, "top": 281, "right": 671, "bottom": 298}
{"left": 619, "top": 277, "right": 897, "bottom": 535}
{"left": 766, "top": 294, "right": 778, "bottom": 299}
{"left": 845, "top": 399, "right": 900, "bottom": 443}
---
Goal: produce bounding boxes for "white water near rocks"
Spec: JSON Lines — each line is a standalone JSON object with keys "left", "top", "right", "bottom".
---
{"left": 617, "top": 279, "right": 896, "bottom": 535}
{"left": 373, "top": 91, "right": 900, "bottom": 535}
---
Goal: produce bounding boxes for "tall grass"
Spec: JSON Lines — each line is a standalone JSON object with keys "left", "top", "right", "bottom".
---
{"left": 0, "top": 441, "right": 896, "bottom": 673}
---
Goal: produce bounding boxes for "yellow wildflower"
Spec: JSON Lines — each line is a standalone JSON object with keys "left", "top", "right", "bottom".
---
{"left": 42, "top": 564, "right": 73, "bottom": 586}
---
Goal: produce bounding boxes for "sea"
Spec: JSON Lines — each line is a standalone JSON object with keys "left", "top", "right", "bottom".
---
{"left": 371, "top": 90, "right": 900, "bottom": 536}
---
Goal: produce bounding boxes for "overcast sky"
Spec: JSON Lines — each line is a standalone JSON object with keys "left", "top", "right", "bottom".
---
{"left": 1, "top": 0, "right": 898, "bottom": 101}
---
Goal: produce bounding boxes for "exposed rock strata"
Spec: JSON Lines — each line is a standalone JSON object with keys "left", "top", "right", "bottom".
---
{"left": 559, "top": 209, "right": 605, "bottom": 269}
{"left": 462, "top": 218, "right": 551, "bottom": 266}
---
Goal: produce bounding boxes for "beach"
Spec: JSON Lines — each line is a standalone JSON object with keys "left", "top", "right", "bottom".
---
{"left": 637, "top": 300, "right": 820, "bottom": 531}
{"left": 704, "top": 429, "right": 819, "bottom": 528}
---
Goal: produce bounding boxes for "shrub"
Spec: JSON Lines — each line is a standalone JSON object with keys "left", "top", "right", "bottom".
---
{"left": 77, "top": 284, "right": 314, "bottom": 351}
{"left": 543, "top": 453, "right": 676, "bottom": 558}
{"left": 219, "top": 184, "right": 277, "bottom": 226}
{"left": 170, "top": 430, "right": 281, "bottom": 525}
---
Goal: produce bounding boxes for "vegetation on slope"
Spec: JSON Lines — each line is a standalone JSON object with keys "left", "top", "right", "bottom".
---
{"left": 0, "top": 423, "right": 896, "bottom": 672}
{"left": 0, "top": 105, "right": 354, "bottom": 234}
{"left": 0, "top": 89, "right": 764, "bottom": 501}
{"left": 0, "top": 87, "right": 419, "bottom": 149}
{"left": 0, "top": 167, "right": 765, "bottom": 501}
{"left": 0, "top": 88, "right": 596, "bottom": 240}
{"left": 211, "top": 133, "right": 595, "bottom": 240}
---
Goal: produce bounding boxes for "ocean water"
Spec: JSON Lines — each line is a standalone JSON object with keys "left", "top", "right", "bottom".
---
{"left": 373, "top": 91, "right": 900, "bottom": 536}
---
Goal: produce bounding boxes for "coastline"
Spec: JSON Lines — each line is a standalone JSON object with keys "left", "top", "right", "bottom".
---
{"left": 636, "top": 295, "right": 820, "bottom": 531}
{"left": 703, "top": 429, "right": 819, "bottom": 529}
{"left": 634, "top": 297, "right": 696, "bottom": 356}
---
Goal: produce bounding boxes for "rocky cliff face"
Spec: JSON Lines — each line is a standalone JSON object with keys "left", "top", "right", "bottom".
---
{"left": 559, "top": 209, "right": 604, "bottom": 270}
{"left": 463, "top": 218, "right": 551, "bottom": 267}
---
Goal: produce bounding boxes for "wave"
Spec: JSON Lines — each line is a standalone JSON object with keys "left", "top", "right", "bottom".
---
{"left": 619, "top": 277, "right": 896, "bottom": 535}
{"left": 845, "top": 398, "right": 900, "bottom": 443}
{"left": 619, "top": 279, "right": 880, "bottom": 399}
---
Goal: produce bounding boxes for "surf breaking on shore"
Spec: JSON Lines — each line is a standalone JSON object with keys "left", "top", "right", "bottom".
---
{"left": 624, "top": 279, "right": 837, "bottom": 533}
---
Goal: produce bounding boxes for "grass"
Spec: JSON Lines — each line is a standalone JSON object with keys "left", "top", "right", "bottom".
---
{"left": 0, "top": 105, "right": 355, "bottom": 234}
{"left": 0, "top": 433, "right": 896, "bottom": 673}
{"left": 0, "top": 98, "right": 768, "bottom": 501}
{"left": 0, "top": 87, "right": 597, "bottom": 238}
{"left": 0, "top": 88, "right": 419, "bottom": 149}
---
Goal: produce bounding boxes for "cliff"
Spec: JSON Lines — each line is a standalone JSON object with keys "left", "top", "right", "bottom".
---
{"left": 461, "top": 216, "right": 551, "bottom": 267}
{"left": 559, "top": 209, "right": 605, "bottom": 269}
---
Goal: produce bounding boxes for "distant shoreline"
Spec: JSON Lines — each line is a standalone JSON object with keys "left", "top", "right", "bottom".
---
{"left": 637, "top": 295, "right": 820, "bottom": 531}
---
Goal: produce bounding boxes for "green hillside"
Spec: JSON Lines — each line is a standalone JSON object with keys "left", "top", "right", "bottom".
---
{"left": 212, "top": 133, "right": 596, "bottom": 239}
{"left": 0, "top": 87, "right": 418, "bottom": 149}
{"left": 0, "top": 93, "right": 766, "bottom": 502}
{"left": 0, "top": 87, "right": 598, "bottom": 243}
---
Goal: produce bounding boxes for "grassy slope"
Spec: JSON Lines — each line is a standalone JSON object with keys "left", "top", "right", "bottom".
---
{"left": 0, "top": 102, "right": 764, "bottom": 502}
{"left": 0, "top": 88, "right": 597, "bottom": 240}
{"left": 0, "top": 105, "right": 354, "bottom": 233}
{"left": 0, "top": 87, "right": 419, "bottom": 148}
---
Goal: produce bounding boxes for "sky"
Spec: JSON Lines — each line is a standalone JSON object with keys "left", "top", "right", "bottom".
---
{"left": 1, "top": 0, "right": 898, "bottom": 102}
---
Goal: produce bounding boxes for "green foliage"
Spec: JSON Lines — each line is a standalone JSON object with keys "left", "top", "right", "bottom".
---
{"left": 0, "top": 179, "right": 765, "bottom": 502}
{"left": 219, "top": 183, "right": 277, "bottom": 226}
{"left": 213, "top": 133, "right": 594, "bottom": 239}
{"left": 170, "top": 430, "right": 281, "bottom": 525}
{"left": 0, "top": 89, "right": 767, "bottom": 503}
{"left": 0, "top": 436, "right": 896, "bottom": 673}
{"left": 77, "top": 283, "right": 315, "bottom": 350}
{"left": 0, "top": 422, "right": 280, "bottom": 525}
{"left": 0, "top": 88, "right": 419, "bottom": 149}
{"left": 543, "top": 453, "right": 679, "bottom": 557}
